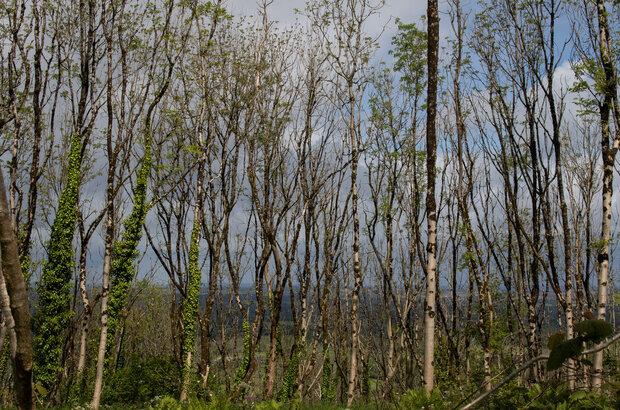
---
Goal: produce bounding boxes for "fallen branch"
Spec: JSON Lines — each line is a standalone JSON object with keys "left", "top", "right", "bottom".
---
{"left": 460, "top": 332, "right": 620, "bottom": 409}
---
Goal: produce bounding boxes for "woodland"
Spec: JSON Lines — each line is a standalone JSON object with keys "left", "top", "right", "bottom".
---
{"left": 0, "top": 0, "right": 619, "bottom": 408}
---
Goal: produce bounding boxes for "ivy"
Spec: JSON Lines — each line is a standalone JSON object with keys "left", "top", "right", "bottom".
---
{"left": 33, "top": 133, "right": 83, "bottom": 390}
{"left": 277, "top": 348, "right": 300, "bottom": 401}
{"left": 320, "top": 351, "right": 334, "bottom": 401}
{"left": 107, "top": 129, "right": 153, "bottom": 362}
{"left": 234, "top": 319, "right": 251, "bottom": 385}
{"left": 19, "top": 232, "right": 32, "bottom": 284}
{"left": 180, "top": 218, "right": 202, "bottom": 384}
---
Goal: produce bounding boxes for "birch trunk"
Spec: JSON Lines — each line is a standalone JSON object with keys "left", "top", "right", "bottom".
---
{"left": 423, "top": 0, "right": 439, "bottom": 394}
{"left": 592, "top": 0, "right": 619, "bottom": 390}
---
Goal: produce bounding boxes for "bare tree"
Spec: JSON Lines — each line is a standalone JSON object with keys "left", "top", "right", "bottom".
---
{"left": 423, "top": 0, "right": 439, "bottom": 393}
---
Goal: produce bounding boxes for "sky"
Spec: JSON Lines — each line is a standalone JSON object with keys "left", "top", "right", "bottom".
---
{"left": 227, "top": 0, "right": 428, "bottom": 24}
{"left": 226, "top": 0, "right": 430, "bottom": 61}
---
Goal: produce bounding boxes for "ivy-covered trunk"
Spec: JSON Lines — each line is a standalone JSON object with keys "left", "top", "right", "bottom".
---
{"left": 91, "top": 126, "right": 152, "bottom": 409}
{"left": 33, "top": 132, "right": 83, "bottom": 394}
{"left": 180, "top": 165, "right": 206, "bottom": 400}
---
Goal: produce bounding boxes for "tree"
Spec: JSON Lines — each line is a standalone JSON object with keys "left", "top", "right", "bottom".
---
{"left": 423, "top": 0, "right": 439, "bottom": 394}
{"left": 589, "top": 0, "right": 619, "bottom": 390}
{"left": 0, "top": 168, "right": 33, "bottom": 409}
{"left": 0, "top": 93, "right": 34, "bottom": 408}
{"left": 91, "top": 1, "right": 183, "bottom": 407}
{"left": 306, "top": 0, "right": 383, "bottom": 404}
{"left": 33, "top": 0, "right": 100, "bottom": 395}
{"left": 178, "top": 1, "right": 225, "bottom": 401}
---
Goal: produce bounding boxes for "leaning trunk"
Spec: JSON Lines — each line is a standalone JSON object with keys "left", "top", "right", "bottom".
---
{"left": 0, "top": 168, "right": 34, "bottom": 409}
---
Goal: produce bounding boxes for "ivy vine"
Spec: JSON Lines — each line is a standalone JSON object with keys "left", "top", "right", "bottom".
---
{"left": 107, "top": 130, "right": 152, "bottom": 362}
{"left": 277, "top": 347, "right": 300, "bottom": 401}
{"left": 181, "top": 219, "right": 202, "bottom": 384}
{"left": 33, "top": 133, "right": 82, "bottom": 389}
{"left": 321, "top": 350, "right": 334, "bottom": 401}
{"left": 234, "top": 319, "right": 251, "bottom": 385}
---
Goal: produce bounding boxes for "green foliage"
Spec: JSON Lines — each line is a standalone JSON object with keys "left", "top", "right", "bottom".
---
{"left": 390, "top": 18, "right": 427, "bottom": 97}
{"left": 234, "top": 319, "right": 251, "bottom": 385}
{"left": 107, "top": 128, "right": 153, "bottom": 362}
{"left": 526, "top": 383, "right": 616, "bottom": 410}
{"left": 320, "top": 352, "right": 333, "bottom": 401}
{"left": 255, "top": 399, "right": 283, "bottom": 410}
{"left": 19, "top": 238, "right": 32, "bottom": 284}
{"left": 570, "top": 57, "right": 610, "bottom": 117}
{"left": 150, "top": 394, "right": 232, "bottom": 410}
{"left": 153, "top": 396, "right": 182, "bottom": 410}
{"left": 277, "top": 349, "right": 300, "bottom": 401}
{"left": 547, "top": 319, "right": 613, "bottom": 371}
{"left": 548, "top": 339, "right": 585, "bottom": 371}
{"left": 547, "top": 332, "right": 566, "bottom": 349}
{"left": 34, "top": 132, "right": 83, "bottom": 389}
{"left": 397, "top": 388, "right": 444, "bottom": 409}
{"left": 102, "top": 355, "right": 180, "bottom": 405}
{"left": 181, "top": 219, "right": 202, "bottom": 383}
{"left": 487, "top": 380, "right": 529, "bottom": 409}
{"left": 574, "top": 320, "right": 613, "bottom": 343}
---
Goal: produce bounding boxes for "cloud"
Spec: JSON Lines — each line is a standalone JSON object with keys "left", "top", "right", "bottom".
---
{"left": 226, "top": 0, "right": 428, "bottom": 63}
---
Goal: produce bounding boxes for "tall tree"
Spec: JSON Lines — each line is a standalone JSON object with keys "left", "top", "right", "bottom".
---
{"left": 423, "top": 0, "right": 439, "bottom": 394}
{"left": 307, "top": 0, "right": 382, "bottom": 404}
{"left": 590, "top": 0, "right": 619, "bottom": 389}
{"left": 33, "top": 0, "right": 99, "bottom": 395}
{"left": 0, "top": 135, "right": 34, "bottom": 409}
{"left": 91, "top": 1, "right": 182, "bottom": 407}
{"left": 0, "top": 169, "right": 33, "bottom": 409}
{"left": 178, "top": 0, "right": 225, "bottom": 401}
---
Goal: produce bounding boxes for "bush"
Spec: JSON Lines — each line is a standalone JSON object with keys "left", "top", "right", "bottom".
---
{"left": 150, "top": 393, "right": 234, "bottom": 410}
{"left": 397, "top": 388, "right": 446, "bottom": 409}
{"left": 103, "top": 355, "right": 180, "bottom": 405}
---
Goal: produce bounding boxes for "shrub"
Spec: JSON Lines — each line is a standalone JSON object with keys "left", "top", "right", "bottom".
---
{"left": 103, "top": 355, "right": 180, "bottom": 405}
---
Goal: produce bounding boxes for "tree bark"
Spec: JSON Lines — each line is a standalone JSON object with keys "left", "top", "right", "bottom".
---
{"left": 592, "top": 0, "right": 619, "bottom": 390}
{"left": 0, "top": 168, "right": 34, "bottom": 409}
{"left": 423, "top": 0, "right": 439, "bottom": 394}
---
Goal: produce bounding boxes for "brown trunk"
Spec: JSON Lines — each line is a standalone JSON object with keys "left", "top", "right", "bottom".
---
{"left": 423, "top": 0, "right": 439, "bottom": 394}
{"left": 0, "top": 168, "right": 34, "bottom": 409}
{"left": 264, "top": 293, "right": 283, "bottom": 398}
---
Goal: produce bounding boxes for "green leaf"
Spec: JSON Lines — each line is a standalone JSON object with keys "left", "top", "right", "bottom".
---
{"left": 548, "top": 332, "right": 566, "bottom": 349}
{"left": 574, "top": 319, "right": 612, "bottom": 343}
{"left": 614, "top": 293, "right": 620, "bottom": 307}
{"left": 569, "top": 390, "right": 587, "bottom": 404}
{"left": 547, "top": 338, "right": 584, "bottom": 371}
{"left": 34, "top": 382, "right": 48, "bottom": 397}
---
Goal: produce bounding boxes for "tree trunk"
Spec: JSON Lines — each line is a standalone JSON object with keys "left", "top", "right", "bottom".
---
{"left": 592, "top": 0, "right": 619, "bottom": 390}
{"left": 0, "top": 168, "right": 34, "bottom": 409}
{"left": 346, "top": 79, "right": 362, "bottom": 408}
{"left": 423, "top": 0, "right": 439, "bottom": 394}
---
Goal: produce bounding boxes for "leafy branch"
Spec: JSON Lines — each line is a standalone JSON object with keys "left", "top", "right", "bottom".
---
{"left": 461, "top": 320, "right": 619, "bottom": 410}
